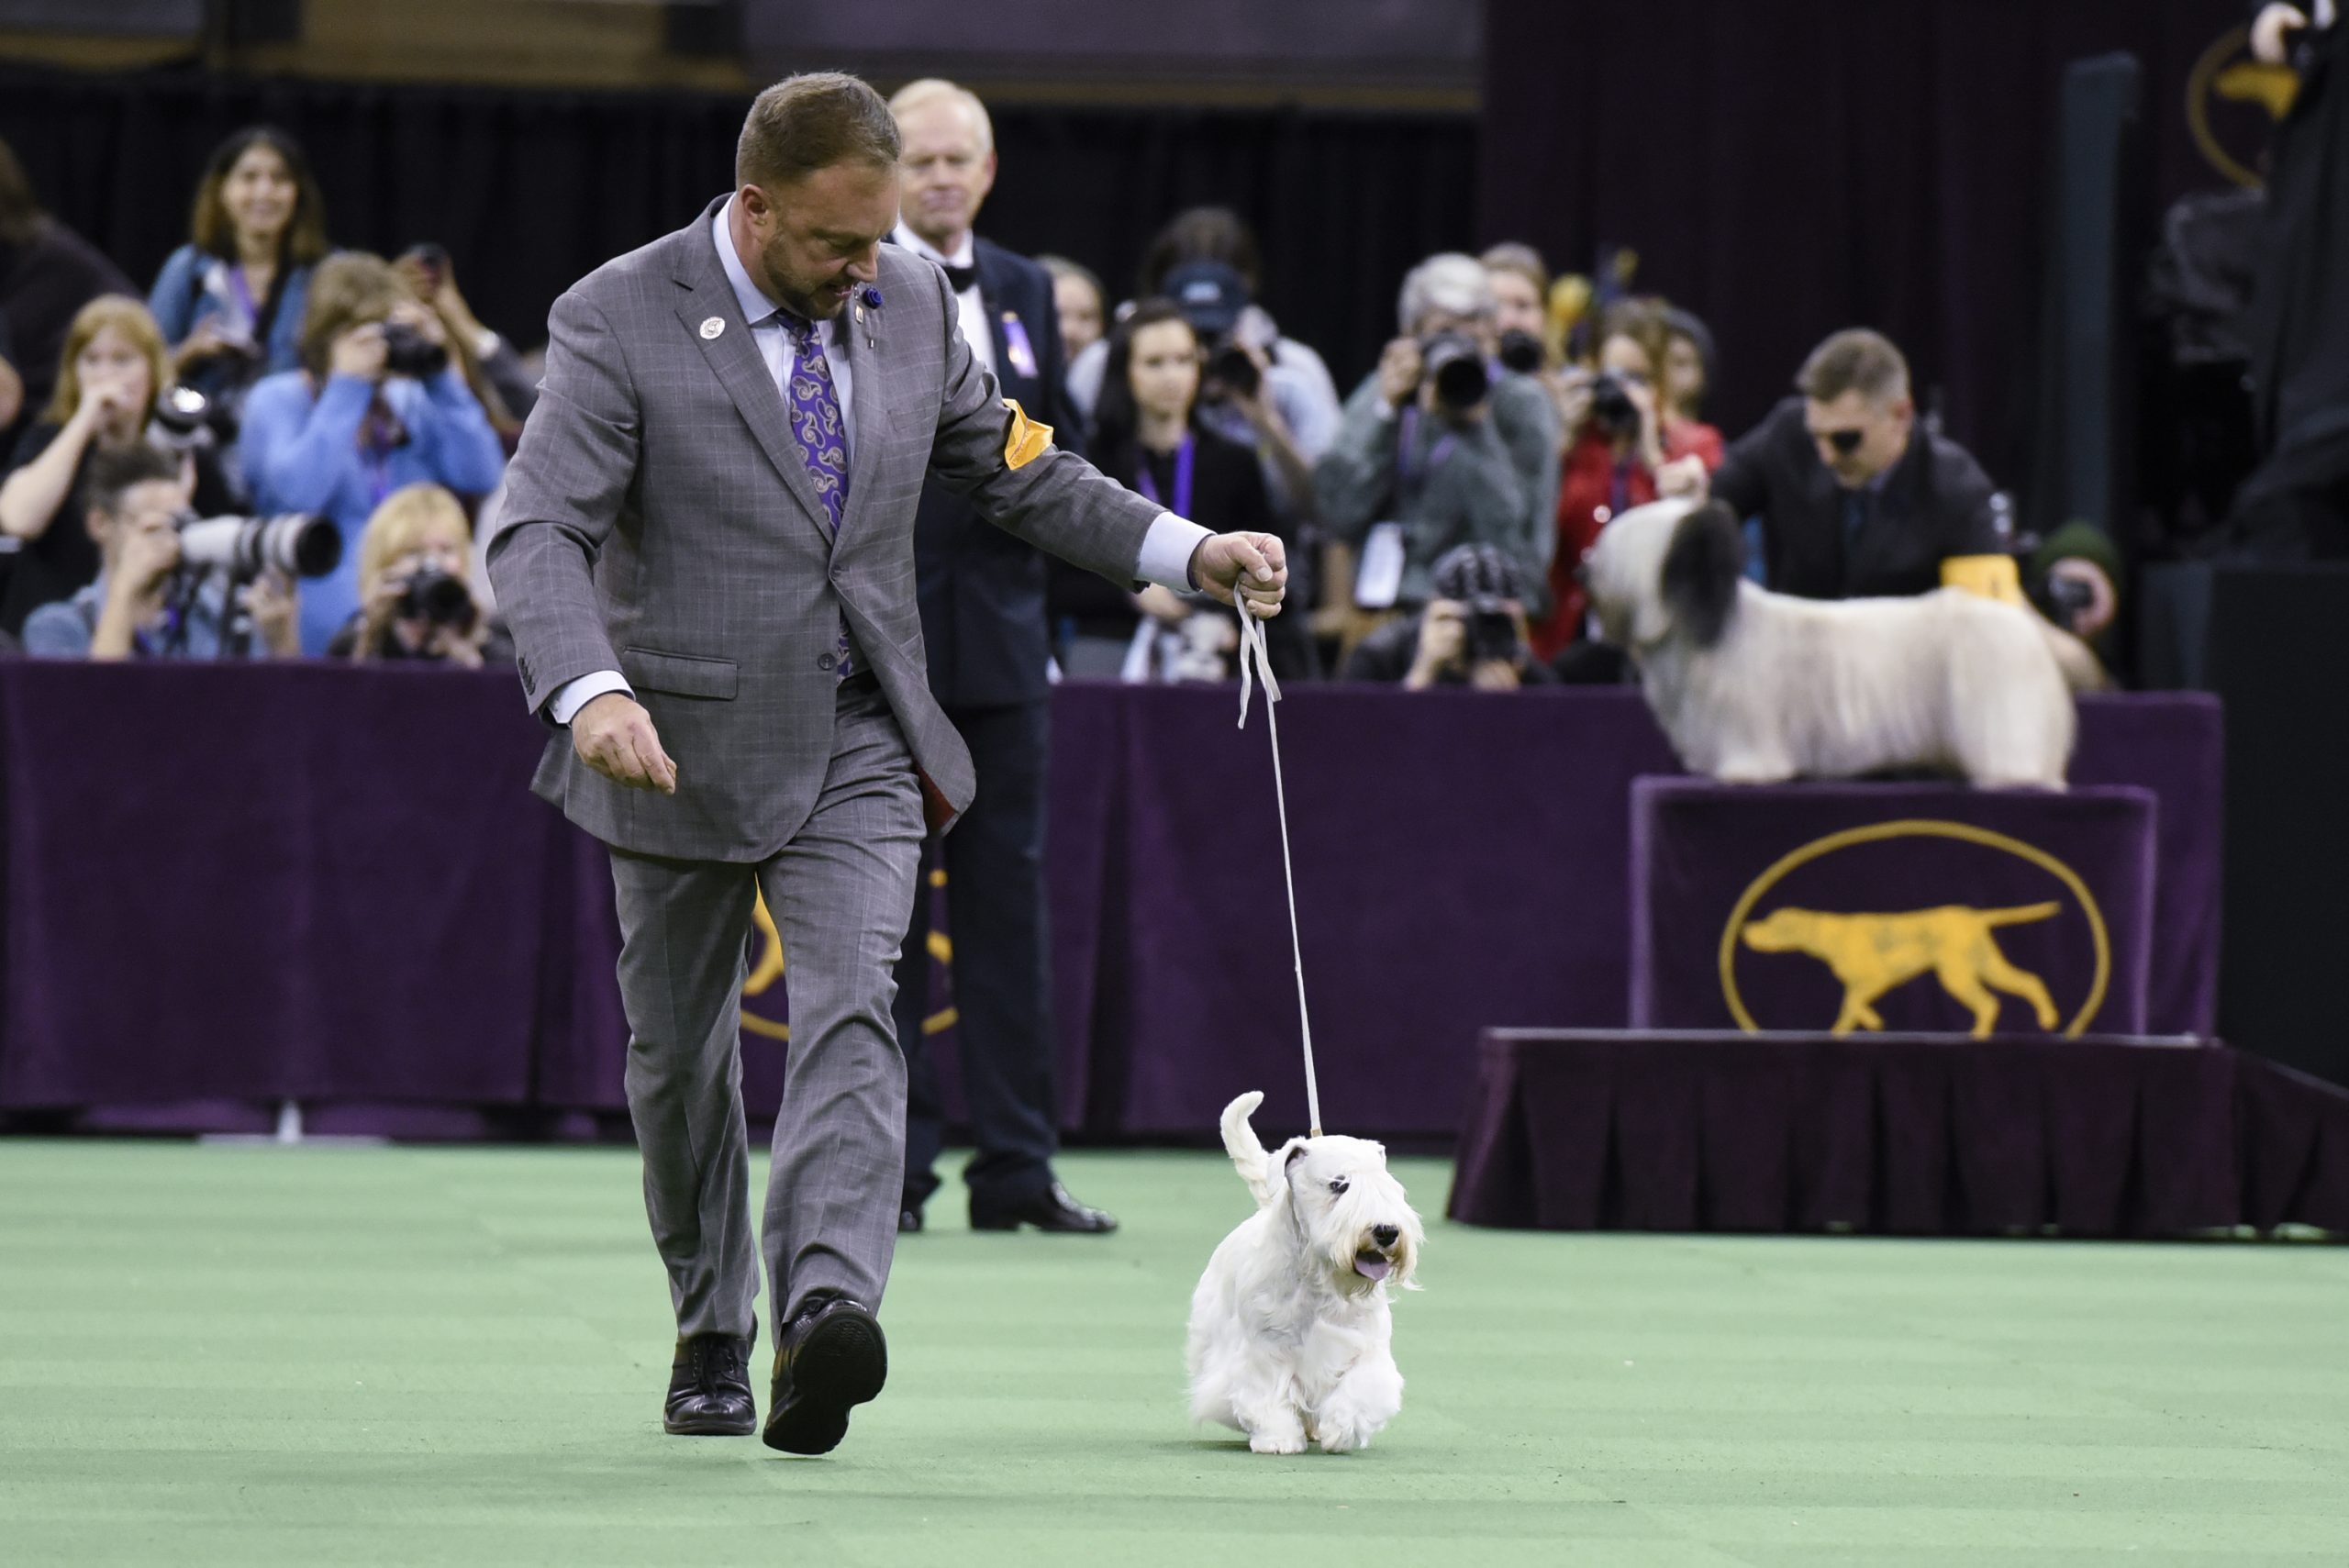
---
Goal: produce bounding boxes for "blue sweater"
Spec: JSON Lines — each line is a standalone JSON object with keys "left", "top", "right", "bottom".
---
{"left": 148, "top": 245, "right": 314, "bottom": 389}
{"left": 240, "top": 368, "right": 505, "bottom": 654}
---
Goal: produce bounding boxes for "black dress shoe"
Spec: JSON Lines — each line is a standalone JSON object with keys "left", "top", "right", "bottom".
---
{"left": 663, "top": 1330, "right": 755, "bottom": 1436}
{"left": 898, "top": 1204, "right": 924, "bottom": 1233}
{"left": 762, "top": 1296, "right": 887, "bottom": 1456}
{"left": 969, "top": 1181, "right": 1119, "bottom": 1234}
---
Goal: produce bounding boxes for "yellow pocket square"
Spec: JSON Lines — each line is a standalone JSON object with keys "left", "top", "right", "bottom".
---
{"left": 1940, "top": 553, "right": 2025, "bottom": 606}
{"left": 1002, "top": 399, "right": 1053, "bottom": 471}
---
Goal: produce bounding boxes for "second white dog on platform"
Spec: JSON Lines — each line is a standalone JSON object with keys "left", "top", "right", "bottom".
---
{"left": 1584, "top": 496, "right": 2100, "bottom": 788}
{"left": 1186, "top": 1092, "right": 1423, "bottom": 1454}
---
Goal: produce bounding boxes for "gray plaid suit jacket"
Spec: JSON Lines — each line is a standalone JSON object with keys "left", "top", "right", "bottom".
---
{"left": 489, "top": 196, "right": 1163, "bottom": 861}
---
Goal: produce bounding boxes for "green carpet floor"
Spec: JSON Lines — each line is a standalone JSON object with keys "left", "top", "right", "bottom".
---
{"left": 2, "top": 1140, "right": 2346, "bottom": 1566}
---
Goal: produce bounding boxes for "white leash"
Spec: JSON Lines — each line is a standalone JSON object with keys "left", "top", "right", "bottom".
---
{"left": 1234, "top": 605, "right": 1321, "bottom": 1138}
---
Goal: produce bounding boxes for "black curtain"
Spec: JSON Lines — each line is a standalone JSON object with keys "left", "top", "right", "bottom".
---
{"left": 1480, "top": 0, "right": 2250, "bottom": 483}
{"left": 0, "top": 62, "right": 1475, "bottom": 391}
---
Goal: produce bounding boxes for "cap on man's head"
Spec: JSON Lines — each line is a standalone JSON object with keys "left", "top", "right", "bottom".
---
{"left": 1162, "top": 261, "right": 1249, "bottom": 338}
{"left": 1431, "top": 542, "right": 1525, "bottom": 610}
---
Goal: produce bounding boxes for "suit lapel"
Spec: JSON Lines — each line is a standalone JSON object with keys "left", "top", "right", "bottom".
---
{"left": 671, "top": 206, "right": 833, "bottom": 550}
{"left": 840, "top": 309, "right": 889, "bottom": 539}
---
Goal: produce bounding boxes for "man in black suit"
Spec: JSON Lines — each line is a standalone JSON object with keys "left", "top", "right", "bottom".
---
{"left": 885, "top": 79, "right": 1114, "bottom": 1236}
{"left": 1665, "top": 328, "right": 2009, "bottom": 600}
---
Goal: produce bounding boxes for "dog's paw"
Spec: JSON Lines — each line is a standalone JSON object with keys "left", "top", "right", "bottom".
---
{"left": 1315, "top": 1417, "right": 1377, "bottom": 1454}
{"left": 1247, "top": 1429, "right": 1307, "bottom": 1455}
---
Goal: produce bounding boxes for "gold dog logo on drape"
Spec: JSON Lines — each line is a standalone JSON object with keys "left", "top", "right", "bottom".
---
{"left": 740, "top": 882, "right": 959, "bottom": 1043}
{"left": 2188, "top": 23, "right": 2303, "bottom": 188}
{"left": 1718, "top": 820, "right": 2110, "bottom": 1040}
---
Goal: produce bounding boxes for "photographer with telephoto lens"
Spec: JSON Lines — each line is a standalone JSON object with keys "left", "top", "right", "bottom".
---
{"left": 240, "top": 251, "right": 505, "bottom": 654}
{"left": 328, "top": 482, "right": 506, "bottom": 665}
{"left": 1341, "top": 541, "right": 1553, "bottom": 690}
{"left": 20, "top": 441, "right": 300, "bottom": 659}
{"left": 1316, "top": 252, "right": 1561, "bottom": 641}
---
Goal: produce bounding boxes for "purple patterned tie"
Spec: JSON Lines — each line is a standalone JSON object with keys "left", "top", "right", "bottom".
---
{"left": 776, "top": 312, "right": 854, "bottom": 677}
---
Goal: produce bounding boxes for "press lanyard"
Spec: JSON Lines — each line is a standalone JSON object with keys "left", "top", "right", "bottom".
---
{"left": 1135, "top": 435, "right": 1195, "bottom": 517}
{"left": 1394, "top": 406, "right": 1456, "bottom": 499}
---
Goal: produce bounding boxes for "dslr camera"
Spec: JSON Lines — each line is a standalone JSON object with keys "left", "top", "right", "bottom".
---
{"left": 395, "top": 565, "right": 478, "bottom": 631}
{"left": 1586, "top": 371, "right": 1642, "bottom": 439}
{"left": 1419, "top": 330, "right": 1490, "bottom": 415}
{"left": 381, "top": 320, "right": 450, "bottom": 380}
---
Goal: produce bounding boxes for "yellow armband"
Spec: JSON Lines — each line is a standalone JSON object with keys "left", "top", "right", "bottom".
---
{"left": 1002, "top": 399, "right": 1053, "bottom": 471}
{"left": 1940, "top": 553, "right": 2025, "bottom": 606}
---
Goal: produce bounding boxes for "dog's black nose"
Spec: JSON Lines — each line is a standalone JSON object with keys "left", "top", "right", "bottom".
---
{"left": 1372, "top": 1224, "right": 1399, "bottom": 1248}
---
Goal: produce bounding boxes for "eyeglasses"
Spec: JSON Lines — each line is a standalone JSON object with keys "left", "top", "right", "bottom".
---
{"left": 1819, "top": 428, "right": 1865, "bottom": 456}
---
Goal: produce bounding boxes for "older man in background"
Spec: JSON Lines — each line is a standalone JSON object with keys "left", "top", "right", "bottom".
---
{"left": 884, "top": 79, "right": 1114, "bottom": 1237}
{"left": 1315, "top": 252, "right": 1560, "bottom": 618}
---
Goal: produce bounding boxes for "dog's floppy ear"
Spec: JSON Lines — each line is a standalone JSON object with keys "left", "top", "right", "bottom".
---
{"left": 1659, "top": 500, "right": 1743, "bottom": 648}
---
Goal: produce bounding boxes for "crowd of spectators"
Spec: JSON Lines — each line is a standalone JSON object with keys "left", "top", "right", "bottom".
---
{"left": 0, "top": 119, "right": 2123, "bottom": 682}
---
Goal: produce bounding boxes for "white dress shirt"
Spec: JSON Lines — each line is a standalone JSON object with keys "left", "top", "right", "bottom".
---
{"left": 892, "top": 222, "right": 994, "bottom": 379}
{"left": 547, "top": 198, "right": 1211, "bottom": 727}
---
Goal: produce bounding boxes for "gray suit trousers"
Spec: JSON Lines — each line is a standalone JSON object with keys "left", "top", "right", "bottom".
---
{"left": 607, "top": 674, "right": 925, "bottom": 1341}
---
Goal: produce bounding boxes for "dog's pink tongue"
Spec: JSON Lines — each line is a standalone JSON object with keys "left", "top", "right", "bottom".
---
{"left": 1353, "top": 1253, "right": 1392, "bottom": 1282}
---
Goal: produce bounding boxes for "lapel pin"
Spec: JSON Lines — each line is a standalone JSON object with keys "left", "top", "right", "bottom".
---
{"left": 860, "top": 286, "right": 883, "bottom": 350}
{"left": 699, "top": 317, "right": 725, "bottom": 340}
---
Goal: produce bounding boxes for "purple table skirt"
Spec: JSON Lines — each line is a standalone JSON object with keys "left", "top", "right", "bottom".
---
{"left": 1448, "top": 1030, "right": 2349, "bottom": 1238}
{"left": 0, "top": 665, "right": 2227, "bottom": 1141}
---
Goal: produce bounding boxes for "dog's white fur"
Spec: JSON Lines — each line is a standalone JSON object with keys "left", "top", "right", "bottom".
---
{"left": 1186, "top": 1092, "right": 1423, "bottom": 1454}
{"left": 1585, "top": 497, "right": 2098, "bottom": 787}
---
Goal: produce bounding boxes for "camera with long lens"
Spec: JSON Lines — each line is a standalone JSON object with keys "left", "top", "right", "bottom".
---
{"left": 174, "top": 510, "right": 344, "bottom": 580}
{"left": 1419, "top": 330, "right": 1490, "bottom": 414}
{"left": 1587, "top": 371, "right": 1642, "bottom": 438}
{"left": 1461, "top": 600, "right": 1523, "bottom": 666}
{"left": 1204, "top": 337, "right": 1262, "bottom": 399}
{"left": 380, "top": 321, "right": 450, "bottom": 380}
{"left": 396, "top": 565, "right": 478, "bottom": 631}
{"left": 1496, "top": 328, "right": 1544, "bottom": 375}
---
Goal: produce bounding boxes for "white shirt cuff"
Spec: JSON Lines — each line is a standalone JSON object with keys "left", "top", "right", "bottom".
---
{"left": 1136, "top": 512, "right": 1214, "bottom": 592}
{"left": 549, "top": 669, "right": 632, "bottom": 726}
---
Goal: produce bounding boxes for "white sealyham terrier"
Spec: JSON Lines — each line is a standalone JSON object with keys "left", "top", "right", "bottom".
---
{"left": 1186, "top": 1091, "right": 1423, "bottom": 1454}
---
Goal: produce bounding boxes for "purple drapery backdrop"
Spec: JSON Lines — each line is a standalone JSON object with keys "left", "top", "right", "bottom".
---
{"left": 0, "top": 666, "right": 2221, "bottom": 1140}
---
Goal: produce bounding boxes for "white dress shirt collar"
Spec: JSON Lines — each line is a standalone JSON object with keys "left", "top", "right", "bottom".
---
{"left": 892, "top": 221, "right": 974, "bottom": 272}
{"left": 715, "top": 197, "right": 784, "bottom": 324}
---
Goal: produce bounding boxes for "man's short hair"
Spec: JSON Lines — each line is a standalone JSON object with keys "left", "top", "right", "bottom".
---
{"left": 1431, "top": 542, "right": 1525, "bottom": 606}
{"left": 886, "top": 77, "right": 993, "bottom": 153}
{"left": 1797, "top": 328, "right": 1910, "bottom": 406}
{"left": 1479, "top": 241, "right": 1549, "bottom": 295}
{"left": 737, "top": 72, "right": 902, "bottom": 191}
{"left": 1398, "top": 253, "right": 1496, "bottom": 334}
{"left": 85, "top": 442, "right": 182, "bottom": 518}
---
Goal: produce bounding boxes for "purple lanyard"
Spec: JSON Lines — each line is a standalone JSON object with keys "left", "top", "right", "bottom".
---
{"left": 228, "top": 266, "right": 260, "bottom": 324}
{"left": 1135, "top": 435, "right": 1195, "bottom": 517}
{"left": 1395, "top": 406, "right": 1456, "bottom": 496}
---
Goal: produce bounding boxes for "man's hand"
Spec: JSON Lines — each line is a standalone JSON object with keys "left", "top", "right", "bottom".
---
{"left": 1656, "top": 453, "right": 1710, "bottom": 500}
{"left": 331, "top": 322, "right": 390, "bottom": 383}
{"left": 1187, "top": 532, "right": 1287, "bottom": 616}
{"left": 2254, "top": 4, "right": 2309, "bottom": 63}
{"left": 1375, "top": 337, "right": 1422, "bottom": 413}
{"left": 573, "top": 692, "right": 678, "bottom": 794}
{"left": 1406, "top": 599, "right": 1466, "bottom": 689}
{"left": 247, "top": 569, "right": 299, "bottom": 656}
{"left": 117, "top": 516, "right": 182, "bottom": 596}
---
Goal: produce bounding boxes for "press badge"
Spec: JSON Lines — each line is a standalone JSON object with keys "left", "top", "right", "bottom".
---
{"left": 1000, "top": 312, "right": 1040, "bottom": 380}
{"left": 1353, "top": 522, "right": 1407, "bottom": 609}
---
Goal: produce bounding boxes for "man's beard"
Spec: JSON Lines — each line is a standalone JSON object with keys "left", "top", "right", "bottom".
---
{"left": 763, "top": 236, "right": 853, "bottom": 321}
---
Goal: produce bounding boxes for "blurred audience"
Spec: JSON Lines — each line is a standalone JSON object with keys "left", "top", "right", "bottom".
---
{"left": 1, "top": 296, "right": 237, "bottom": 639}
{"left": 148, "top": 128, "right": 330, "bottom": 433}
{"left": 241, "top": 251, "right": 505, "bottom": 654}
{"left": 1066, "top": 299, "right": 1307, "bottom": 682}
{"left": 1164, "top": 260, "right": 1320, "bottom": 539}
{"left": 1342, "top": 541, "right": 1554, "bottom": 689}
{"left": 395, "top": 245, "right": 536, "bottom": 433}
{"left": 328, "top": 482, "right": 505, "bottom": 664}
{"left": 1659, "top": 306, "right": 1723, "bottom": 465}
{"left": 1317, "top": 251, "right": 1560, "bottom": 625}
{"left": 0, "top": 136, "right": 138, "bottom": 449}
{"left": 1068, "top": 206, "right": 1341, "bottom": 459}
{"left": 21, "top": 442, "right": 295, "bottom": 660}
{"left": 1536, "top": 301, "right": 1716, "bottom": 658}
{"left": 1038, "top": 254, "right": 1106, "bottom": 366}
{"left": 1480, "top": 242, "right": 1553, "bottom": 372}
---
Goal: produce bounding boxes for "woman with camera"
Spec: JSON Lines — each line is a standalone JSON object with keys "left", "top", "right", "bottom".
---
{"left": 240, "top": 252, "right": 505, "bottom": 655}
{"left": 0, "top": 295, "right": 237, "bottom": 638}
{"left": 147, "top": 128, "right": 331, "bottom": 431}
{"left": 1052, "top": 298, "right": 1305, "bottom": 681}
{"left": 327, "top": 482, "right": 507, "bottom": 665}
{"left": 1532, "top": 303, "right": 1702, "bottom": 662}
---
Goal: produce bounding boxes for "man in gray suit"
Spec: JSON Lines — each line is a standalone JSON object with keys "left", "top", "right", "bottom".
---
{"left": 489, "top": 72, "right": 1286, "bottom": 1455}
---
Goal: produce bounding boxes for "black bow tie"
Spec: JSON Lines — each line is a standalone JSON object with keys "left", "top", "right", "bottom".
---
{"left": 940, "top": 262, "right": 979, "bottom": 294}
